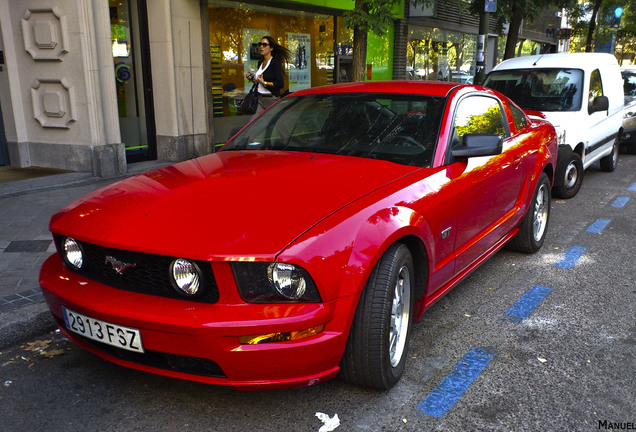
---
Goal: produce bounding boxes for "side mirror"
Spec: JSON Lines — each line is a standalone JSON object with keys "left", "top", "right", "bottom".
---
{"left": 589, "top": 95, "right": 609, "bottom": 114}
{"left": 451, "top": 133, "right": 503, "bottom": 158}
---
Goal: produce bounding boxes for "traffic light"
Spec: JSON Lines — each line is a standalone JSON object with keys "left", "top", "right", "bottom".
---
{"left": 609, "top": 7, "right": 623, "bottom": 28}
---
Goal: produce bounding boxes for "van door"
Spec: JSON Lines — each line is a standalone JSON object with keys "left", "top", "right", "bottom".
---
{"left": 584, "top": 68, "right": 615, "bottom": 166}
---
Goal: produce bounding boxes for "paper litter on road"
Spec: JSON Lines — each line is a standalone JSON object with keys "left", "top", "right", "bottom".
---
{"left": 315, "top": 412, "right": 340, "bottom": 431}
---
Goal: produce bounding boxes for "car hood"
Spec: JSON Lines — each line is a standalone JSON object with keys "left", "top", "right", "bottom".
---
{"left": 535, "top": 110, "right": 577, "bottom": 128}
{"left": 51, "top": 151, "right": 419, "bottom": 260}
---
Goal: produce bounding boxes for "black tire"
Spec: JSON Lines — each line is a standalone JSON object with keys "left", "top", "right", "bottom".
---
{"left": 552, "top": 152, "right": 583, "bottom": 199}
{"left": 339, "top": 243, "right": 414, "bottom": 390}
{"left": 599, "top": 135, "right": 619, "bottom": 172}
{"left": 507, "top": 173, "right": 551, "bottom": 253}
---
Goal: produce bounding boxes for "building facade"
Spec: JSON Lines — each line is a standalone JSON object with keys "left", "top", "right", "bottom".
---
{"left": 0, "top": 0, "right": 561, "bottom": 176}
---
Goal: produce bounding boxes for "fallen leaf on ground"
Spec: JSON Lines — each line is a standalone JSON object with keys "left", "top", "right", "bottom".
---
{"left": 24, "top": 340, "right": 52, "bottom": 352}
{"left": 44, "top": 349, "right": 66, "bottom": 358}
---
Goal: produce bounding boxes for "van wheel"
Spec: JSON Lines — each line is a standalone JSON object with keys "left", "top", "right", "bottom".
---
{"left": 600, "top": 136, "right": 619, "bottom": 172}
{"left": 553, "top": 152, "right": 583, "bottom": 199}
{"left": 506, "top": 173, "right": 550, "bottom": 253}
{"left": 339, "top": 243, "right": 414, "bottom": 390}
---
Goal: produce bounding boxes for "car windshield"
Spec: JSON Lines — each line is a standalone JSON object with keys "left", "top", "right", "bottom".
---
{"left": 484, "top": 68, "right": 583, "bottom": 112}
{"left": 221, "top": 93, "right": 446, "bottom": 167}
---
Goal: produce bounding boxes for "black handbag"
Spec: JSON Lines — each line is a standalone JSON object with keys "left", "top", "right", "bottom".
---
{"left": 237, "top": 84, "right": 259, "bottom": 115}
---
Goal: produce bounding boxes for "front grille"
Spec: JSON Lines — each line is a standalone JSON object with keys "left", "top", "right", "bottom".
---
{"left": 54, "top": 235, "right": 219, "bottom": 303}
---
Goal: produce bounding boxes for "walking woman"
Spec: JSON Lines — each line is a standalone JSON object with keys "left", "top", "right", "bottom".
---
{"left": 245, "top": 35, "right": 291, "bottom": 117}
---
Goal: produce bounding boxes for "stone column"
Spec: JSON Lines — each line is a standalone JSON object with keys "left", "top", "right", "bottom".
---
{"left": 0, "top": 0, "right": 125, "bottom": 177}
{"left": 148, "top": 0, "right": 210, "bottom": 162}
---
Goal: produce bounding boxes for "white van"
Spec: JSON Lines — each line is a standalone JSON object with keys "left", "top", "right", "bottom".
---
{"left": 484, "top": 53, "right": 624, "bottom": 198}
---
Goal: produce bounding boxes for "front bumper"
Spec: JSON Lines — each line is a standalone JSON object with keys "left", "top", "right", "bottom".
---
{"left": 39, "top": 254, "right": 353, "bottom": 390}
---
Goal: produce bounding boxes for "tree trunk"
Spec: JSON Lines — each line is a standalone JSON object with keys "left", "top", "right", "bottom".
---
{"left": 352, "top": 26, "right": 368, "bottom": 82}
{"left": 585, "top": 0, "right": 603, "bottom": 52}
{"left": 351, "top": 0, "right": 369, "bottom": 82}
{"left": 504, "top": 2, "right": 523, "bottom": 60}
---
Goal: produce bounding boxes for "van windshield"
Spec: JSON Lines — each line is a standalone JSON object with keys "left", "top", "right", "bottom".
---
{"left": 484, "top": 68, "right": 583, "bottom": 112}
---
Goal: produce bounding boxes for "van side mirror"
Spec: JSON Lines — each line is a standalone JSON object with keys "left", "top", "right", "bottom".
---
{"left": 589, "top": 95, "right": 609, "bottom": 114}
{"left": 451, "top": 133, "right": 503, "bottom": 158}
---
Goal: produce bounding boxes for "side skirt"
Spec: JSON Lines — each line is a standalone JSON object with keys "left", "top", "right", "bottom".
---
{"left": 415, "top": 228, "right": 519, "bottom": 321}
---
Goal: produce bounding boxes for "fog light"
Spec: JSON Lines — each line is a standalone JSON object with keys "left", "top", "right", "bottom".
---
{"left": 170, "top": 259, "right": 200, "bottom": 296}
{"left": 62, "top": 237, "right": 84, "bottom": 270}
{"left": 238, "top": 324, "right": 325, "bottom": 345}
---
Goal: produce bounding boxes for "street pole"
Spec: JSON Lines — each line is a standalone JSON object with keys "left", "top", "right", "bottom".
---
{"left": 475, "top": 0, "right": 495, "bottom": 85}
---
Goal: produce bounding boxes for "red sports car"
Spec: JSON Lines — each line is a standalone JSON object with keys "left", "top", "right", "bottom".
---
{"left": 40, "top": 81, "right": 557, "bottom": 390}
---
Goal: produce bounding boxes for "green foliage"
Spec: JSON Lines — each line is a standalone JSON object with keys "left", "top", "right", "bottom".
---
{"left": 344, "top": 0, "right": 396, "bottom": 36}
{"left": 568, "top": 0, "right": 636, "bottom": 62}
{"left": 344, "top": 0, "right": 434, "bottom": 36}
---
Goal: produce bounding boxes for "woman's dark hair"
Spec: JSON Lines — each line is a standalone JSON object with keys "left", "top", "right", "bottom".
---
{"left": 262, "top": 35, "right": 292, "bottom": 71}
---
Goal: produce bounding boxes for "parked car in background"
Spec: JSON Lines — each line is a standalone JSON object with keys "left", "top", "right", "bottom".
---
{"left": 484, "top": 53, "right": 624, "bottom": 198}
{"left": 40, "top": 81, "right": 557, "bottom": 391}
{"left": 621, "top": 67, "right": 636, "bottom": 154}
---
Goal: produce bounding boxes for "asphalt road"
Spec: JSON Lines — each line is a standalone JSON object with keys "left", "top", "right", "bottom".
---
{"left": 1, "top": 155, "right": 634, "bottom": 432}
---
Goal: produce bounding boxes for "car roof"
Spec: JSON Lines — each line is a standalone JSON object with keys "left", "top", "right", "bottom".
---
{"left": 289, "top": 81, "right": 462, "bottom": 98}
{"left": 492, "top": 53, "right": 619, "bottom": 72}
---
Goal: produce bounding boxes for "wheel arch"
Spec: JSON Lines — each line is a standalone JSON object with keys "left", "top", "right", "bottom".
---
{"left": 543, "top": 163, "right": 554, "bottom": 186}
{"left": 396, "top": 235, "right": 429, "bottom": 320}
{"left": 573, "top": 142, "right": 585, "bottom": 157}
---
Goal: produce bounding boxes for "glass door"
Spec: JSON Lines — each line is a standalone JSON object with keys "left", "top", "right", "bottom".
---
{"left": 110, "top": 0, "right": 156, "bottom": 162}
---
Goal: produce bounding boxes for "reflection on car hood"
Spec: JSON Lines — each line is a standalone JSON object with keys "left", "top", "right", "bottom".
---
{"left": 51, "top": 151, "right": 419, "bottom": 260}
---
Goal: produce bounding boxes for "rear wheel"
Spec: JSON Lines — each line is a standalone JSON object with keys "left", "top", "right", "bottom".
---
{"left": 339, "top": 243, "right": 414, "bottom": 390}
{"left": 553, "top": 152, "right": 583, "bottom": 199}
{"left": 600, "top": 135, "right": 619, "bottom": 172}
{"left": 507, "top": 172, "right": 551, "bottom": 253}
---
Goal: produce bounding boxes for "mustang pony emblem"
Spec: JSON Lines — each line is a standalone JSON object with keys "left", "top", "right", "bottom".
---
{"left": 105, "top": 256, "right": 136, "bottom": 275}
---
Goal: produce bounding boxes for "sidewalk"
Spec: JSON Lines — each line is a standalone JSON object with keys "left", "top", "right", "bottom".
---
{"left": 0, "top": 160, "right": 170, "bottom": 349}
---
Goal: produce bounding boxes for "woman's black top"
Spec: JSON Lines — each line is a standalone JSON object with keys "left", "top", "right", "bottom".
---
{"left": 258, "top": 57, "right": 285, "bottom": 97}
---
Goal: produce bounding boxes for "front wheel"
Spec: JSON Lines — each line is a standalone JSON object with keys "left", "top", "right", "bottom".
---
{"left": 339, "top": 243, "right": 414, "bottom": 390}
{"left": 599, "top": 135, "right": 619, "bottom": 172}
{"left": 507, "top": 172, "right": 551, "bottom": 253}
{"left": 553, "top": 152, "right": 583, "bottom": 199}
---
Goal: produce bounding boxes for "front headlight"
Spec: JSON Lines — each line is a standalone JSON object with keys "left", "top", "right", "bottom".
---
{"left": 61, "top": 237, "right": 84, "bottom": 270}
{"left": 232, "top": 262, "right": 321, "bottom": 303}
{"left": 557, "top": 129, "right": 567, "bottom": 146}
{"left": 170, "top": 258, "right": 201, "bottom": 296}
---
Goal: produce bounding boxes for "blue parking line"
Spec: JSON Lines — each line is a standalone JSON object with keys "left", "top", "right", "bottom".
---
{"left": 586, "top": 219, "right": 611, "bottom": 234}
{"left": 611, "top": 197, "right": 630, "bottom": 208}
{"left": 554, "top": 246, "right": 587, "bottom": 269}
{"left": 418, "top": 348, "right": 496, "bottom": 418}
{"left": 628, "top": 183, "right": 636, "bottom": 192}
{"left": 506, "top": 285, "right": 552, "bottom": 321}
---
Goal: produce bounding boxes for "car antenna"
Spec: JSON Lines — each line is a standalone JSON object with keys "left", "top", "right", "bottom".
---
{"left": 532, "top": 54, "right": 545, "bottom": 66}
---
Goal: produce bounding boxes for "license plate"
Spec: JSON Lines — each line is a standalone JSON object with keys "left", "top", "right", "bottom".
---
{"left": 63, "top": 307, "right": 144, "bottom": 353}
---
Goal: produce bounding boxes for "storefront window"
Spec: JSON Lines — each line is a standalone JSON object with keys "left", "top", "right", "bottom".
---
{"left": 208, "top": 2, "right": 334, "bottom": 118}
{"left": 407, "top": 27, "right": 476, "bottom": 84}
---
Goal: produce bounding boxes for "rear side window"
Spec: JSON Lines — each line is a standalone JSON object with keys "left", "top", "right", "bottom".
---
{"left": 509, "top": 103, "right": 528, "bottom": 131}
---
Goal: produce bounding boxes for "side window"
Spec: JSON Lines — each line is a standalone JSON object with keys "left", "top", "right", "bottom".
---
{"left": 588, "top": 69, "right": 604, "bottom": 109}
{"left": 509, "top": 103, "right": 528, "bottom": 131}
{"left": 452, "top": 96, "right": 508, "bottom": 146}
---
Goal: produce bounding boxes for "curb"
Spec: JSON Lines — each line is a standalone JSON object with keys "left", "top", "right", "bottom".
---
{"left": 0, "top": 303, "right": 55, "bottom": 349}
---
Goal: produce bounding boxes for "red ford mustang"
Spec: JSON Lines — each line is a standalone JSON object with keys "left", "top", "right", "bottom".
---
{"left": 40, "top": 81, "right": 557, "bottom": 390}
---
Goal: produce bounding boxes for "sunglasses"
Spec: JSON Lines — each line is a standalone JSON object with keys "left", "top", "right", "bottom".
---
{"left": 257, "top": 42, "right": 269, "bottom": 47}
